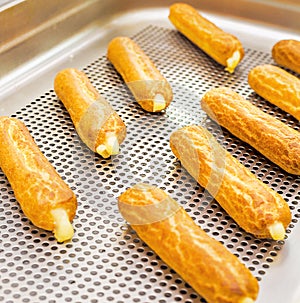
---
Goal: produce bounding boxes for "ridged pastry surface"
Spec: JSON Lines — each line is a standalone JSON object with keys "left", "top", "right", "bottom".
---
{"left": 272, "top": 39, "right": 300, "bottom": 74}
{"left": 248, "top": 64, "right": 300, "bottom": 121}
{"left": 107, "top": 37, "right": 173, "bottom": 112}
{"left": 201, "top": 87, "right": 300, "bottom": 175}
{"left": 170, "top": 125, "right": 291, "bottom": 239}
{"left": 54, "top": 68, "right": 126, "bottom": 153}
{"left": 169, "top": 2, "right": 244, "bottom": 72}
{"left": 119, "top": 184, "right": 259, "bottom": 303}
{"left": 0, "top": 117, "right": 77, "bottom": 231}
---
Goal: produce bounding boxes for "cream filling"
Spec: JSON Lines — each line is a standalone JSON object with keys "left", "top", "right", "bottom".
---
{"left": 225, "top": 50, "right": 241, "bottom": 73}
{"left": 153, "top": 94, "right": 166, "bottom": 112}
{"left": 127, "top": 80, "right": 169, "bottom": 112}
{"left": 96, "top": 132, "right": 119, "bottom": 158}
{"left": 240, "top": 298, "right": 255, "bottom": 303}
{"left": 268, "top": 221, "right": 285, "bottom": 241}
{"left": 51, "top": 208, "right": 74, "bottom": 242}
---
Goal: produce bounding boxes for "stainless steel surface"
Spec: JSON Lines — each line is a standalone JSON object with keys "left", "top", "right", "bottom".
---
{"left": 1, "top": 1, "right": 300, "bottom": 303}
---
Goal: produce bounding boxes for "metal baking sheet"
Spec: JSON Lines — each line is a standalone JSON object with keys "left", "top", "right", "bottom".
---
{"left": 1, "top": 22, "right": 300, "bottom": 303}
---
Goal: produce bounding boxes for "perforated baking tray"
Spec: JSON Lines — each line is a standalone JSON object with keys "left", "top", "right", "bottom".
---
{"left": 1, "top": 24, "right": 300, "bottom": 303}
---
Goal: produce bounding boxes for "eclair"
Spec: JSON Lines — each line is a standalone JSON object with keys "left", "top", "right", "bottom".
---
{"left": 0, "top": 116, "right": 77, "bottom": 242}
{"left": 107, "top": 36, "right": 173, "bottom": 112}
{"left": 54, "top": 68, "right": 126, "bottom": 158}
{"left": 169, "top": 3, "right": 244, "bottom": 73}
{"left": 272, "top": 39, "right": 300, "bottom": 74}
{"left": 170, "top": 125, "right": 291, "bottom": 240}
{"left": 248, "top": 64, "right": 300, "bottom": 121}
{"left": 118, "top": 183, "right": 259, "bottom": 303}
{"left": 201, "top": 87, "right": 300, "bottom": 175}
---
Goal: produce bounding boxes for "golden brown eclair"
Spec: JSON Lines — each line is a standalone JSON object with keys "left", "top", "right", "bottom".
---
{"left": 107, "top": 36, "right": 173, "bottom": 112}
{"left": 272, "top": 39, "right": 300, "bottom": 74}
{"left": 170, "top": 125, "right": 291, "bottom": 240}
{"left": 201, "top": 87, "right": 300, "bottom": 174}
{"left": 0, "top": 117, "right": 77, "bottom": 242}
{"left": 54, "top": 68, "right": 126, "bottom": 158}
{"left": 118, "top": 183, "right": 259, "bottom": 303}
{"left": 169, "top": 3, "right": 244, "bottom": 73}
{"left": 248, "top": 64, "right": 300, "bottom": 121}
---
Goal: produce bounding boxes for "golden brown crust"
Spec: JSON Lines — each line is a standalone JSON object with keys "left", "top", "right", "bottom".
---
{"left": 118, "top": 183, "right": 259, "bottom": 303}
{"left": 54, "top": 68, "right": 126, "bottom": 154}
{"left": 54, "top": 68, "right": 98, "bottom": 125}
{"left": 272, "top": 39, "right": 300, "bottom": 74}
{"left": 169, "top": 3, "right": 244, "bottom": 73}
{"left": 248, "top": 64, "right": 300, "bottom": 120}
{"left": 0, "top": 116, "right": 77, "bottom": 231}
{"left": 107, "top": 36, "right": 173, "bottom": 112}
{"left": 170, "top": 125, "right": 291, "bottom": 239}
{"left": 201, "top": 87, "right": 300, "bottom": 174}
